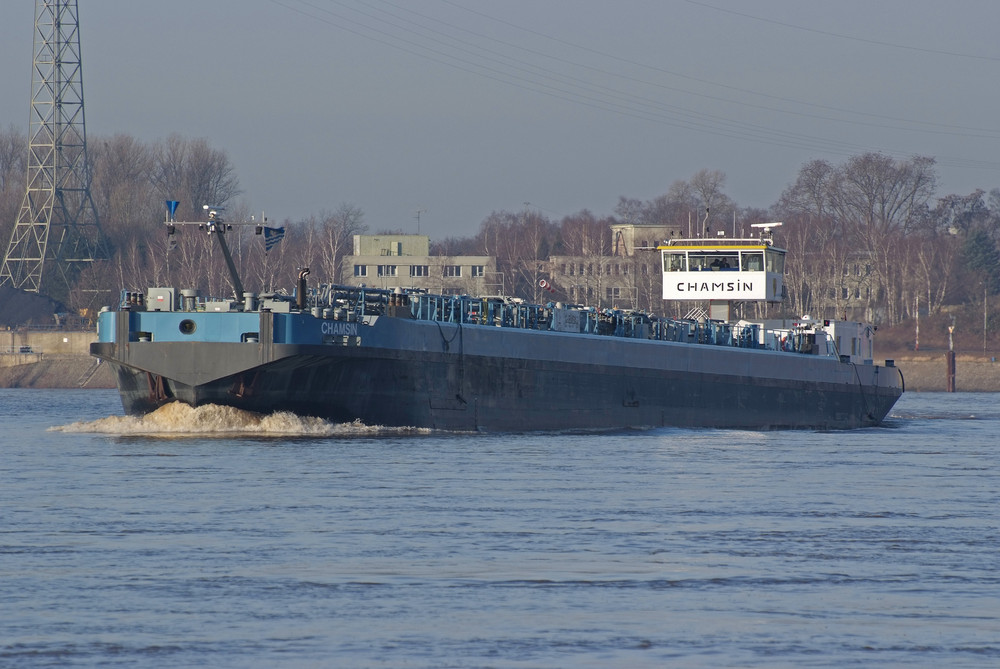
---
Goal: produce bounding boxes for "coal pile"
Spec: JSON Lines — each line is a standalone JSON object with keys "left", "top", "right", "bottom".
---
{"left": 0, "top": 286, "right": 66, "bottom": 329}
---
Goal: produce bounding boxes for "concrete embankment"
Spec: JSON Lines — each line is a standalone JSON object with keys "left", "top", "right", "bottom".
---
{"left": 889, "top": 356, "right": 1000, "bottom": 392}
{"left": 0, "top": 330, "right": 114, "bottom": 389}
{"left": 0, "top": 354, "right": 115, "bottom": 388}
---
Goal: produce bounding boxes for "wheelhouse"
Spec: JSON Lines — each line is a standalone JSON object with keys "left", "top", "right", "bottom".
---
{"left": 659, "top": 238, "right": 786, "bottom": 303}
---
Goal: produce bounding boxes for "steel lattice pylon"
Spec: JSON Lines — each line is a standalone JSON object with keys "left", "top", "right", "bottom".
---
{"left": 0, "top": 0, "right": 105, "bottom": 295}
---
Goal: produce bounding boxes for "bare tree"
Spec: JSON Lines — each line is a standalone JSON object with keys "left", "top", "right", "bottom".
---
{"left": 0, "top": 124, "right": 27, "bottom": 253}
{"left": 774, "top": 161, "right": 841, "bottom": 318}
{"left": 313, "top": 203, "right": 367, "bottom": 282}
{"left": 620, "top": 170, "right": 733, "bottom": 235}
{"left": 152, "top": 134, "right": 240, "bottom": 220}
{"left": 614, "top": 197, "right": 643, "bottom": 225}
{"left": 153, "top": 135, "right": 189, "bottom": 214}
{"left": 518, "top": 209, "right": 555, "bottom": 303}
{"left": 830, "top": 154, "right": 936, "bottom": 242}
{"left": 828, "top": 153, "right": 936, "bottom": 323}
{"left": 89, "top": 133, "right": 159, "bottom": 247}
{"left": 474, "top": 209, "right": 561, "bottom": 301}
{"left": 431, "top": 235, "right": 483, "bottom": 256}
{"left": 478, "top": 211, "right": 517, "bottom": 293}
{"left": 185, "top": 138, "right": 241, "bottom": 211}
{"left": 560, "top": 210, "right": 610, "bottom": 256}
{"left": 775, "top": 154, "right": 939, "bottom": 325}
{"left": 779, "top": 160, "right": 835, "bottom": 221}
{"left": 912, "top": 234, "right": 956, "bottom": 316}
{"left": 663, "top": 179, "right": 699, "bottom": 230}
{"left": 689, "top": 169, "right": 734, "bottom": 234}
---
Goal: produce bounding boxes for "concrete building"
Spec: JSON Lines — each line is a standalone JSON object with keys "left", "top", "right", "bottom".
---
{"left": 546, "top": 253, "right": 662, "bottom": 311}
{"left": 341, "top": 235, "right": 499, "bottom": 295}
{"left": 546, "top": 224, "right": 682, "bottom": 311}
{"left": 610, "top": 223, "right": 683, "bottom": 257}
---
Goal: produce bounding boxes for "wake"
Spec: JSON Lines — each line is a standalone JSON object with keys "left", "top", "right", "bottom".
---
{"left": 51, "top": 401, "right": 430, "bottom": 437}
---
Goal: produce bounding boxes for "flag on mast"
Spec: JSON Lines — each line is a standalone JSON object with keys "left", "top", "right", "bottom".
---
{"left": 263, "top": 226, "right": 285, "bottom": 252}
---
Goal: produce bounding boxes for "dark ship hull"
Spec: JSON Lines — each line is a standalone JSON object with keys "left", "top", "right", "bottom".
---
{"left": 91, "top": 295, "right": 903, "bottom": 431}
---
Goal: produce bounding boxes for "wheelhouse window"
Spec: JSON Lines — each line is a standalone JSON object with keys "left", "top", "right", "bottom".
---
{"left": 765, "top": 250, "right": 784, "bottom": 273}
{"left": 663, "top": 253, "right": 686, "bottom": 272}
{"left": 664, "top": 248, "right": 783, "bottom": 273}
{"left": 707, "top": 254, "right": 737, "bottom": 270}
{"left": 741, "top": 252, "right": 764, "bottom": 271}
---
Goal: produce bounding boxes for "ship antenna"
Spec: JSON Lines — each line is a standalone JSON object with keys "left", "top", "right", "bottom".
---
{"left": 750, "top": 221, "right": 783, "bottom": 243}
{"left": 702, "top": 208, "right": 710, "bottom": 237}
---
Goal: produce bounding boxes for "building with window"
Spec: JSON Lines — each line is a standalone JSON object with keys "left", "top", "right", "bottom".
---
{"left": 342, "top": 235, "right": 498, "bottom": 295}
{"left": 546, "top": 224, "right": 681, "bottom": 311}
{"left": 610, "top": 223, "right": 683, "bottom": 257}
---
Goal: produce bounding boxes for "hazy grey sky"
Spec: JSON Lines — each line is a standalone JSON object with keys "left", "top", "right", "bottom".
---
{"left": 2, "top": 1, "right": 999, "bottom": 239}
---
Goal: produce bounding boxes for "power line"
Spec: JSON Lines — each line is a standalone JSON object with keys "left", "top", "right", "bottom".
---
{"left": 266, "top": 0, "right": 1000, "bottom": 171}
{"left": 684, "top": 0, "right": 1000, "bottom": 64}
{"left": 437, "top": 0, "right": 1000, "bottom": 136}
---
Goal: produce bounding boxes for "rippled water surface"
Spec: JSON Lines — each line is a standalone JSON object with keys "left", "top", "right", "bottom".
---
{"left": 2, "top": 389, "right": 998, "bottom": 667}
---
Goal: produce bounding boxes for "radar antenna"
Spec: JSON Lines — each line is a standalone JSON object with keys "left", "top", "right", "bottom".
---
{"left": 750, "top": 221, "right": 783, "bottom": 243}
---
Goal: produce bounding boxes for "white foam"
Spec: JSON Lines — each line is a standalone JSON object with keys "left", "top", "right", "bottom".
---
{"left": 51, "top": 401, "right": 430, "bottom": 437}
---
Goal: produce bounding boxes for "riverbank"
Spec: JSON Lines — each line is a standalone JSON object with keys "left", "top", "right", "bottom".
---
{"left": 0, "top": 354, "right": 114, "bottom": 389}
{"left": 884, "top": 354, "right": 1000, "bottom": 392}
{"left": 1, "top": 352, "right": 997, "bottom": 392}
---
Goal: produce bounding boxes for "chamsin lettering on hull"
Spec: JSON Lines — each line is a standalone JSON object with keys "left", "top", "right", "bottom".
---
{"left": 321, "top": 321, "right": 358, "bottom": 336}
{"left": 90, "top": 212, "right": 902, "bottom": 431}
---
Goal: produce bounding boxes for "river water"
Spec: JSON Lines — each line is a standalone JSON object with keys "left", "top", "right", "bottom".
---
{"left": 1, "top": 389, "right": 997, "bottom": 668}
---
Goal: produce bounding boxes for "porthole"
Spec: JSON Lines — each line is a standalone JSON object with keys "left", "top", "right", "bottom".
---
{"left": 179, "top": 319, "right": 197, "bottom": 335}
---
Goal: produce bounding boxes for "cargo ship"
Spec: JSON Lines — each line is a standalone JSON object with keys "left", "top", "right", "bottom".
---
{"left": 90, "top": 212, "right": 903, "bottom": 431}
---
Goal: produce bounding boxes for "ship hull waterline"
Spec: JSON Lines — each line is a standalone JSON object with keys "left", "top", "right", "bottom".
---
{"left": 91, "top": 327, "right": 902, "bottom": 432}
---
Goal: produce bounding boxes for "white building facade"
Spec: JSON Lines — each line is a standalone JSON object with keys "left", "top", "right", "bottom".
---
{"left": 341, "top": 235, "right": 499, "bottom": 295}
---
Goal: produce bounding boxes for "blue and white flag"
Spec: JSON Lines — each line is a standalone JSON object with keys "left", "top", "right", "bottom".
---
{"left": 263, "top": 226, "right": 285, "bottom": 252}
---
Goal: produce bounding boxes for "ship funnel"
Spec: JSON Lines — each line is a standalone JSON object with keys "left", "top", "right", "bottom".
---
{"left": 296, "top": 267, "right": 310, "bottom": 310}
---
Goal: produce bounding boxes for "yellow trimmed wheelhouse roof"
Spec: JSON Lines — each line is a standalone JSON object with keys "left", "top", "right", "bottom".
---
{"left": 657, "top": 238, "right": 783, "bottom": 252}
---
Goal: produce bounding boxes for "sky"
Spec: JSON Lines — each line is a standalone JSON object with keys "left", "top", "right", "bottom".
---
{"left": 2, "top": 1, "right": 1000, "bottom": 240}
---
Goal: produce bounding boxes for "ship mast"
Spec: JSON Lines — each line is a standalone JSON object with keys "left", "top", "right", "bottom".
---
{"left": 166, "top": 203, "right": 246, "bottom": 302}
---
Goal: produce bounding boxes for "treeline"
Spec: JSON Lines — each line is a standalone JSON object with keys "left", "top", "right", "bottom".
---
{"left": 777, "top": 154, "right": 1000, "bottom": 327}
{"left": 1, "top": 123, "right": 999, "bottom": 328}
{"left": 0, "top": 126, "right": 368, "bottom": 315}
{"left": 434, "top": 158, "right": 1000, "bottom": 329}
